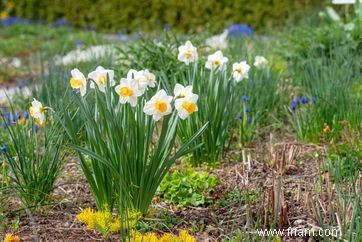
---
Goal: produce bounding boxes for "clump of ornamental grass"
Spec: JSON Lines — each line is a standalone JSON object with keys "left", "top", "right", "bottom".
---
{"left": 0, "top": 99, "right": 64, "bottom": 209}
{"left": 64, "top": 65, "right": 206, "bottom": 220}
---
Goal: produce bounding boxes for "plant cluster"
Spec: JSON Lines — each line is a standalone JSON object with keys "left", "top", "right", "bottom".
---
{"left": 159, "top": 168, "right": 218, "bottom": 207}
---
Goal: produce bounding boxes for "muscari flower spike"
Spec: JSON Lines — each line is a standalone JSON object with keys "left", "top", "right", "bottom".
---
{"left": 242, "top": 95, "right": 250, "bottom": 103}
{"left": 1, "top": 145, "right": 6, "bottom": 153}
{"left": 301, "top": 96, "right": 309, "bottom": 104}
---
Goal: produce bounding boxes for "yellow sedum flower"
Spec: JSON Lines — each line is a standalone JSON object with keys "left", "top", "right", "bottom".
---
{"left": 143, "top": 90, "right": 173, "bottom": 121}
{"left": 77, "top": 208, "right": 141, "bottom": 234}
{"left": 70, "top": 68, "right": 87, "bottom": 96}
{"left": 178, "top": 230, "right": 196, "bottom": 242}
{"left": 4, "top": 233, "right": 20, "bottom": 242}
{"left": 130, "top": 230, "right": 196, "bottom": 242}
{"left": 77, "top": 208, "right": 96, "bottom": 229}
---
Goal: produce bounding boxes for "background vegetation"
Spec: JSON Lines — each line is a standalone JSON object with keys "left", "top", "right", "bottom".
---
{"left": 9, "top": 0, "right": 329, "bottom": 33}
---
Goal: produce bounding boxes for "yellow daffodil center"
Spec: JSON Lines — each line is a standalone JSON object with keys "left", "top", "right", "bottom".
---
{"left": 154, "top": 100, "right": 167, "bottom": 113}
{"left": 119, "top": 86, "right": 134, "bottom": 97}
{"left": 70, "top": 78, "right": 83, "bottom": 89}
{"left": 235, "top": 67, "right": 243, "bottom": 74}
{"left": 29, "top": 106, "right": 34, "bottom": 117}
{"left": 29, "top": 106, "right": 44, "bottom": 117}
{"left": 214, "top": 59, "right": 221, "bottom": 67}
{"left": 182, "top": 101, "right": 197, "bottom": 114}
{"left": 185, "top": 49, "right": 192, "bottom": 58}
{"left": 98, "top": 75, "right": 106, "bottom": 86}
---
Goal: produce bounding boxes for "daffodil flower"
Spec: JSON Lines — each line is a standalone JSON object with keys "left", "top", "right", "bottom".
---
{"left": 142, "top": 69, "right": 156, "bottom": 88}
{"left": 253, "top": 56, "right": 268, "bottom": 69}
{"left": 178, "top": 41, "right": 198, "bottom": 65}
{"left": 232, "top": 61, "right": 250, "bottom": 82}
{"left": 173, "top": 83, "right": 193, "bottom": 99}
{"left": 127, "top": 69, "right": 148, "bottom": 93}
{"left": 143, "top": 90, "right": 173, "bottom": 121}
{"left": 205, "top": 50, "right": 228, "bottom": 71}
{"left": 70, "top": 68, "right": 87, "bottom": 96}
{"left": 88, "top": 66, "right": 115, "bottom": 93}
{"left": 175, "top": 93, "right": 198, "bottom": 119}
{"left": 29, "top": 98, "right": 46, "bottom": 125}
{"left": 115, "top": 78, "right": 143, "bottom": 107}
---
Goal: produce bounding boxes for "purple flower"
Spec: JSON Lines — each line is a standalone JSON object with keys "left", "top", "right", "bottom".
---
{"left": 247, "top": 117, "right": 252, "bottom": 125}
{"left": 24, "top": 110, "right": 29, "bottom": 119}
{"left": 34, "top": 124, "right": 39, "bottom": 133}
{"left": 5, "top": 112, "right": 11, "bottom": 122}
{"left": 227, "top": 24, "right": 254, "bottom": 37}
{"left": 1, "top": 145, "right": 6, "bottom": 153}
{"left": 290, "top": 100, "right": 297, "bottom": 111}
{"left": 237, "top": 112, "right": 243, "bottom": 120}
{"left": 245, "top": 106, "right": 250, "bottom": 113}
{"left": 301, "top": 96, "right": 308, "bottom": 104}
{"left": 16, "top": 111, "right": 22, "bottom": 120}
{"left": 242, "top": 95, "right": 250, "bottom": 103}
{"left": 312, "top": 97, "right": 316, "bottom": 104}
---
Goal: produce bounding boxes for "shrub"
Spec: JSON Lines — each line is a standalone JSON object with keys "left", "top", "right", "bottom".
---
{"left": 12, "top": 0, "right": 328, "bottom": 33}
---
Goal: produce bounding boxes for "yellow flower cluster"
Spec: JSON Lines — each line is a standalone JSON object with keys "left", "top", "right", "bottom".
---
{"left": 4, "top": 233, "right": 20, "bottom": 242}
{"left": 77, "top": 208, "right": 141, "bottom": 232}
{"left": 0, "top": 1, "right": 14, "bottom": 20}
{"left": 131, "top": 230, "right": 196, "bottom": 242}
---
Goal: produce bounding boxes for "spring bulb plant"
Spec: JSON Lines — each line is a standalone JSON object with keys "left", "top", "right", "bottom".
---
{"left": 64, "top": 65, "right": 207, "bottom": 221}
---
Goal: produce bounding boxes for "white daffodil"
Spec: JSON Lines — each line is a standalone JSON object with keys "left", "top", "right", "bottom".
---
{"left": 127, "top": 69, "right": 148, "bottom": 93}
{"left": 175, "top": 93, "right": 198, "bottom": 120}
{"left": 88, "top": 66, "right": 115, "bottom": 92}
{"left": 177, "top": 41, "right": 198, "bottom": 65}
{"left": 115, "top": 78, "right": 143, "bottom": 107}
{"left": 205, "top": 30, "right": 228, "bottom": 50}
{"left": 253, "top": 56, "right": 268, "bottom": 69}
{"left": 173, "top": 83, "right": 193, "bottom": 99}
{"left": 143, "top": 90, "right": 173, "bottom": 121}
{"left": 29, "top": 98, "right": 46, "bottom": 125}
{"left": 142, "top": 69, "right": 156, "bottom": 88}
{"left": 70, "top": 68, "right": 87, "bottom": 96}
{"left": 205, "top": 50, "right": 228, "bottom": 71}
{"left": 232, "top": 61, "right": 250, "bottom": 82}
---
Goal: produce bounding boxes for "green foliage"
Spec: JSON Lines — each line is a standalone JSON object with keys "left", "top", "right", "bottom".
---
{"left": 0, "top": 106, "right": 65, "bottom": 209}
{"left": 12, "top": 0, "right": 327, "bottom": 33}
{"left": 159, "top": 168, "right": 218, "bottom": 206}
{"left": 217, "top": 189, "right": 257, "bottom": 208}
{"left": 281, "top": 9, "right": 362, "bottom": 142}
{"left": 324, "top": 143, "right": 362, "bottom": 181}
{"left": 63, "top": 74, "right": 207, "bottom": 214}
{"left": 135, "top": 210, "right": 181, "bottom": 234}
